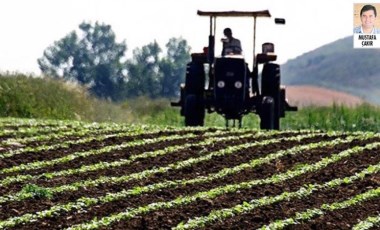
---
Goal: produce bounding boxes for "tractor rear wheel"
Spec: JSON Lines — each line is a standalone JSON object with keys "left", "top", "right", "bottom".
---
{"left": 183, "top": 61, "right": 205, "bottom": 126}
{"left": 260, "top": 96, "right": 275, "bottom": 130}
{"left": 185, "top": 62, "right": 205, "bottom": 95}
{"left": 184, "top": 94, "right": 205, "bottom": 126}
{"left": 261, "top": 63, "right": 281, "bottom": 130}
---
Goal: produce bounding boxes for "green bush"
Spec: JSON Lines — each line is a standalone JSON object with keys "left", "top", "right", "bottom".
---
{"left": 0, "top": 73, "right": 129, "bottom": 122}
{"left": 0, "top": 73, "right": 89, "bottom": 120}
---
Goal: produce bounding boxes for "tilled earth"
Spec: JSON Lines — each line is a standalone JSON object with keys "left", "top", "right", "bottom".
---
{"left": 0, "top": 120, "right": 379, "bottom": 229}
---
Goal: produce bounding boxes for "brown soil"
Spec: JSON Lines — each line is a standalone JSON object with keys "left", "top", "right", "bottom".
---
{"left": 286, "top": 85, "right": 365, "bottom": 108}
{"left": 1, "top": 125, "right": 379, "bottom": 230}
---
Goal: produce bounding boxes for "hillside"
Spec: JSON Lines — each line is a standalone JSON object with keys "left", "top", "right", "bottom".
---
{"left": 281, "top": 36, "right": 380, "bottom": 104}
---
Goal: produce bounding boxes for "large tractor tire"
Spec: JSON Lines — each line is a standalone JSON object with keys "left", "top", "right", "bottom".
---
{"left": 184, "top": 94, "right": 205, "bottom": 126}
{"left": 261, "top": 63, "right": 281, "bottom": 130}
{"left": 260, "top": 96, "right": 275, "bottom": 130}
{"left": 183, "top": 61, "right": 205, "bottom": 126}
{"left": 185, "top": 62, "right": 205, "bottom": 95}
{"left": 279, "top": 87, "right": 286, "bottom": 117}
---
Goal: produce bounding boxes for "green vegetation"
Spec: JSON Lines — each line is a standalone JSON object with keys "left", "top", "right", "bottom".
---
{"left": 280, "top": 103, "right": 380, "bottom": 132}
{"left": 38, "top": 21, "right": 190, "bottom": 101}
{"left": 0, "top": 119, "right": 379, "bottom": 229}
{"left": 123, "top": 97, "right": 380, "bottom": 132}
{"left": 0, "top": 73, "right": 129, "bottom": 122}
{"left": 20, "top": 184, "right": 53, "bottom": 199}
{"left": 1, "top": 73, "right": 380, "bottom": 131}
{"left": 67, "top": 140, "right": 380, "bottom": 230}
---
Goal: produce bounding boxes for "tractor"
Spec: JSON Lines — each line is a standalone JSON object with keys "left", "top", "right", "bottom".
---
{"left": 171, "top": 10, "right": 297, "bottom": 129}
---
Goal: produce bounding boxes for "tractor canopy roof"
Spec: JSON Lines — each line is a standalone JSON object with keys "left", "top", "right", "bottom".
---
{"left": 197, "top": 10, "right": 271, "bottom": 18}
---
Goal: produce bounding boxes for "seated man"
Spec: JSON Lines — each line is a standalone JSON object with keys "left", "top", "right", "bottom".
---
{"left": 221, "top": 28, "right": 242, "bottom": 55}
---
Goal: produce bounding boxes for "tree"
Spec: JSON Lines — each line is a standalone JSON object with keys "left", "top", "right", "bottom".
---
{"left": 38, "top": 21, "right": 127, "bottom": 101}
{"left": 159, "top": 37, "right": 191, "bottom": 98}
{"left": 124, "top": 38, "right": 191, "bottom": 98}
{"left": 125, "top": 41, "right": 162, "bottom": 98}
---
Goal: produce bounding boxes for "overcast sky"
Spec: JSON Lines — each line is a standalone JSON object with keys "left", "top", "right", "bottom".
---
{"left": 0, "top": 0, "right": 372, "bottom": 74}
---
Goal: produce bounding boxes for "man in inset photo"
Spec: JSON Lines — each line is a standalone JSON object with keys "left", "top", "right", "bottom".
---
{"left": 354, "top": 4, "right": 380, "bottom": 34}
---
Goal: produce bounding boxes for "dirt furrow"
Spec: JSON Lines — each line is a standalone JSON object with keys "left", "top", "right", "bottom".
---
{"left": 106, "top": 145, "right": 380, "bottom": 230}
{"left": 7, "top": 138, "right": 378, "bottom": 229}
{"left": 209, "top": 174, "right": 380, "bottom": 230}
{"left": 0, "top": 132, "right": 311, "bottom": 222}
{"left": 0, "top": 129, "right": 206, "bottom": 171}
{"left": 293, "top": 197, "right": 380, "bottom": 230}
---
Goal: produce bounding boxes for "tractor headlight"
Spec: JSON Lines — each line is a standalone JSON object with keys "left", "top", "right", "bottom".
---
{"left": 217, "top": 81, "right": 225, "bottom": 88}
{"left": 262, "top": 42, "right": 275, "bottom": 54}
{"left": 234, "top": 81, "right": 242, "bottom": 89}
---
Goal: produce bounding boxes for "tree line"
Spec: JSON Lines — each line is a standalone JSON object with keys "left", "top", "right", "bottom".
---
{"left": 38, "top": 21, "right": 191, "bottom": 101}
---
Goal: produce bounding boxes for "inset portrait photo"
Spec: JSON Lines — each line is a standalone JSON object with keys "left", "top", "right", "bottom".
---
{"left": 353, "top": 3, "right": 380, "bottom": 48}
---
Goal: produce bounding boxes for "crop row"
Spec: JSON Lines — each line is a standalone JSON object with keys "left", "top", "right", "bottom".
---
{"left": 0, "top": 124, "right": 223, "bottom": 163}
{"left": 0, "top": 132, "right": 378, "bottom": 228}
{"left": 1, "top": 130, "right": 233, "bottom": 187}
{"left": 353, "top": 214, "right": 380, "bottom": 230}
{"left": 58, "top": 140, "right": 380, "bottom": 230}
{"left": 177, "top": 160, "right": 380, "bottom": 229}
{"left": 0, "top": 131, "right": 323, "bottom": 214}
{"left": 0, "top": 131, "right": 251, "bottom": 202}
{"left": 0, "top": 122, "right": 145, "bottom": 147}
{"left": 0, "top": 118, "right": 379, "bottom": 229}
{"left": 0, "top": 130, "right": 297, "bottom": 196}
{"left": 0, "top": 126, "right": 165, "bottom": 158}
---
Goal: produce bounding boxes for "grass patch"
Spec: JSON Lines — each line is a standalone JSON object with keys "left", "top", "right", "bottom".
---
{"left": 0, "top": 73, "right": 130, "bottom": 123}
{"left": 281, "top": 103, "right": 380, "bottom": 132}
{"left": 1, "top": 72, "right": 380, "bottom": 131}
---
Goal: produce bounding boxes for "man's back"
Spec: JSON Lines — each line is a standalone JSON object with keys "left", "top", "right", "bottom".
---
{"left": 222, "top": 38, "right": 242, "bottom": 55}
{"left": 221, "top": 28, "right": 242, "bottom": 56}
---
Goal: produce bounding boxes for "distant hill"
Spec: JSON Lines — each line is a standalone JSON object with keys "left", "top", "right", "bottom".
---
{"left": 281, "top": 36, "right": 380, "bottom": 104}
{"left": 285, "top": 85, "right": 364, "bottom": 108}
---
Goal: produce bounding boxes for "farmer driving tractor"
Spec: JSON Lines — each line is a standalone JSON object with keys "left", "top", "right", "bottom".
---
{"left": 221, "top": 28, "right": 242, "bottom": 56}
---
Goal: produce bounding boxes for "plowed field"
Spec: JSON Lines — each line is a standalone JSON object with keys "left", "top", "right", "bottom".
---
{"left": 0, "top": 118, "right": 379, "bottom": 230}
